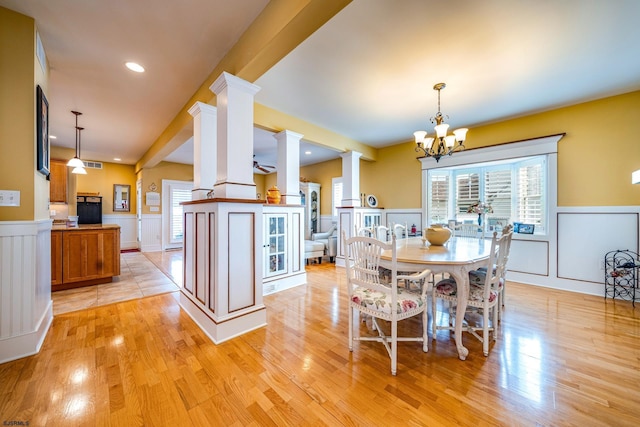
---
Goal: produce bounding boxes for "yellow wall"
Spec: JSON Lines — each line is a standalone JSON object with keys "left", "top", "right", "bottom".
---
{"left": 305, "top": 90, "right": 640, "bottom": 211}
{"left": 468, "top": 91, "right": 640, "bottom": 206}
{"left": 76, "top": 163, "right": 137, "bottom": 213}
{"left": 139, "top": 162, "right": 194, "bottom": 214}
{"left": 51, "top": 146, "right": 137, "bottom": 214}
{"left": 0, "top": 8, "right": 40, "bottom": 221}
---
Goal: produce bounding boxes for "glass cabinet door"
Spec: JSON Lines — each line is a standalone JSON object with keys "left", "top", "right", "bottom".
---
{"left": 265, "top": 214, "right": 287, "bottom": 277}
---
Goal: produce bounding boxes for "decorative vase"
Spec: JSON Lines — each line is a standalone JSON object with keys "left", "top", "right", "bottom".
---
{"left": 424, "top": 224, "right": 452, "bottom": 246}
{"left": 266, "top": 186, "right": 281, "bottom": 204}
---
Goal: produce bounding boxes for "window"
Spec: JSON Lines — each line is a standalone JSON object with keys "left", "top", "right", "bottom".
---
{"left": 169, "top": 186, "right": 191, "bottom": 243}
{"left": 162, "top": 179, "right": 192, "bottom": 250}
{"left": 426, "top": 155, "right": 547, "bottom": 233}
{"left": 332, "top": 177, "right": 343, "bottom": 217}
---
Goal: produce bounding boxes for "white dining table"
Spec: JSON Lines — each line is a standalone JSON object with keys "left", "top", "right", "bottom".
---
{"left": 380, "top": 236, "right": 492, "bottom": 360}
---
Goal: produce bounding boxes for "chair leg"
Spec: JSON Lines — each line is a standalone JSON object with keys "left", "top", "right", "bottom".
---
{"left": 492, "top": 303, "right": 499, "bottom": 341}
{"left": 348, "top": 306, "right": 353, "bottom": 351}
{"left": 483, "top": 306, "right": 490, "bottom": 356}
{"left": 422, "top": 309, "right": 429, "bottom": 352}
{"left": 431, "top": 291, "right": 437, "bottom": 339}
{"left": 391, "top": 320, "right": 398, "bottom": 376}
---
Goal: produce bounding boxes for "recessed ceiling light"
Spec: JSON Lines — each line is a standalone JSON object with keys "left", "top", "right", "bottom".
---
{"left": 125, "top": 62, "right": 145, "bottom": 73}
{"left": 113, "top": 158, "right": 121, "bottom": 161}
{"left": 49, "top": 135, "right": 57, "bottom": 139}
{"left": 305, "top": 151, "right": 312, "bottom": 155}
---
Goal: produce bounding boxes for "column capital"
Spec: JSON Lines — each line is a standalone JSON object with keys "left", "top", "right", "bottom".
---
{"left": 341, "top": 150, "right": 363, "bottom": 161}
{"left": 188, "top": 101, "right": 217, "bottom": 118}
{"left": 210, "top": 71, "right": 260, "bottom": 96}
{"left": 274, "top": 130, "right": 304, "bottom": 142}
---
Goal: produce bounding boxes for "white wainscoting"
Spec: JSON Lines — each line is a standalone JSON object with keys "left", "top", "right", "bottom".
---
{"left": 508, "top": 206, "right": 640, "bottom": 296}
{"left": 0, "top": 220, "right": 53, "bottom": 364}
{"left": 103, "top": 214, "right": 137, "bottom": 250}
{"left": 557, "top": 211, "right": 638, "bottom": 284}
{"left": 383, "top": 209, "right": 423, "bottom": 230}
{"left": 140, "top": 214, "right": 162, "bottom": 252}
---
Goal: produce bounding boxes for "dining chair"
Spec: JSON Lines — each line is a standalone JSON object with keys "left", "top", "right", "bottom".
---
{"left": 393, "top": 223, "right": 408, "bottom": 240}
{"left": 343, "top": 231, "right": 432, "bottom": 375}
{"left": 376, "top": 225, "right": 390, "bottom": 241}
{"left": 475, "top": 225, "right": 513, "bottom": 321}
{"left": 355, "top": 225, "right": 375, "bottom": 238}
{"left": 431, "top": 230, "right": 511, "bottom": 356}
{"left": 452, "top": 223, "right": 483, "bottom": 238}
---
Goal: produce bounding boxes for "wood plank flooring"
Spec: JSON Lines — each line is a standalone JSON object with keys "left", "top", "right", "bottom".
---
{"left": 1, "top": 261, "right": 639, "bottom": 426}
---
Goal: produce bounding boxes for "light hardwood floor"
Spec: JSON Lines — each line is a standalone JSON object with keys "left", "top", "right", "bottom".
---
{"left": 1, "top": 258, "right": 639, "bottom": 426}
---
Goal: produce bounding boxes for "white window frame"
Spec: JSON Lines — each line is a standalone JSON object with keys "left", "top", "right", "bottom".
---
{"left": 161, "top": 179, "right": 193, "bottom": 250}
{"left": 421, "top": 135, "right": 562, "bottom": 237}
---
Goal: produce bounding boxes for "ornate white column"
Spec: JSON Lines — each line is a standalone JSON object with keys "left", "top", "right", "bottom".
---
{"left": 275, "top": 130, "right": 303, "bottom": 205}
{"left": 341, "top": 151, "right": 362, "bottom": 207}
{"left": 179, "top": 72, "right": 265, "bottom": 345}
{"left": 210, "top": 72, "right": 260, "bottom": 199}
{"left": 188, "top": 102, "right": 217, "bottom": 200}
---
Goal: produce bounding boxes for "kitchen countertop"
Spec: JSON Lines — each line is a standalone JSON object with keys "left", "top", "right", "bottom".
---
{"left": 52, "top": 223, "right": 121, "bottom": 231}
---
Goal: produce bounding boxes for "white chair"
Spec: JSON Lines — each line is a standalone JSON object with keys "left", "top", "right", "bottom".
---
{"left": 431, "top": 230, "right": 511, "bottom": 356}
{"left": 393, "top": 223, "right": 407, "bottom": 240}
{"left": 355, "top": 226, "right": 375, "bottom": 237}
{"left": 343, "top": 231, "right": 432, "bottom": 375}
{"left": 452, "top": 223, "right": 483, "bottom": 238}
{"left": 376, "top": 225, "right": 390, "bottom": 241}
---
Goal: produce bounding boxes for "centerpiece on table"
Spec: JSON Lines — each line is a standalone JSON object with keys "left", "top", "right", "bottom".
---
{"left": 467, "top": 201, "right": 493, "bottom": 226}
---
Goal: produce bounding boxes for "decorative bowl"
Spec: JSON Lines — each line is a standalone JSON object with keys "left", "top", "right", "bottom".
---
{"left": 424, "top": 224, "right": 451, "bottom": 246}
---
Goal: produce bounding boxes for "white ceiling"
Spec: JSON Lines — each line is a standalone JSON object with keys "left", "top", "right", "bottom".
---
{"left": 3, "top": 0, "right": 640, "bottom": 171}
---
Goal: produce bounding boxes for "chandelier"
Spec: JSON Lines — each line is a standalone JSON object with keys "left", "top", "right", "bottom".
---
{"left": 413, "top": 83, "right": 468, "bottom": 162}
{"left": 66, "top": 110, "right": 87, "bottom": 174}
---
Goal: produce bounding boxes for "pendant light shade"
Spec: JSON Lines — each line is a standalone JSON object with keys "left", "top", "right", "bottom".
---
{"left": 68, "top": 110, "right": 86, "bottom": 171}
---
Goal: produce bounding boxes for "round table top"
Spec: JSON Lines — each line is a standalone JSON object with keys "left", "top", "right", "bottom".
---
{"left": 382, "top": 237, "right": 492, "bottom": 266}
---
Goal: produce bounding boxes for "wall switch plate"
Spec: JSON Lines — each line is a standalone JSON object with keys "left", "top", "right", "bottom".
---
{"left": 0, "top": 190, "right": 20, "bottom": 206}
{"left": 150, "top": 206, "right": 160, "bottom": 212}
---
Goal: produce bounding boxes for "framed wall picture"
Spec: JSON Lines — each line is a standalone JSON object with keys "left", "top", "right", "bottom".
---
{"left": 36, "top": 85, "right": 50, "bottom": 176}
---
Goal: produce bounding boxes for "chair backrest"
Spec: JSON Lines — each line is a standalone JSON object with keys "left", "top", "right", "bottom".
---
{"left": 376, "top": 225, "right": 390, "bottom": 241}
{"left": 343, "top": 231, "right": 398, "bottom": 301}
{"left": 392, "top": 223, "right": 407, "bottom": 240}
{"left": 453, "top": 223, "right": 482, "bottom": 238}
{"left": 355, "top": 226, "right": 375, "bottom": 238}
{"left": 479, "top": 231, "right": 513, "bottom": 296}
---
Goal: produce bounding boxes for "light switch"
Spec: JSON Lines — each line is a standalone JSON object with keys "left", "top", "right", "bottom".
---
{"left": 0, "top": 190, "right": 20, "bottom": 207}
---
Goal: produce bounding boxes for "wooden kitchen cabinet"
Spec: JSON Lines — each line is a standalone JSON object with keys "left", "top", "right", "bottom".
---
{"left": 51, "top": 230, "right": 63, "bottom": 286}
{"left": 52, "top": 225, "right": 121, "bottom": 291}
{"left": 49, "top": 159, "right": 68, "bottom": 203}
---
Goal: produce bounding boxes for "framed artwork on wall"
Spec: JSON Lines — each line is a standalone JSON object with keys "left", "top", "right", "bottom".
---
{"left": 36, "top": 85, "right": 50, "bottom": 176}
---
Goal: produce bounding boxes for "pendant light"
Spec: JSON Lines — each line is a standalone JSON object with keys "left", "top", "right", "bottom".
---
{"left": 72, "top": 125, "right": 87, "bottom": 174}
{"left": 67, "top": 110, "right": 86, "bottom": 172}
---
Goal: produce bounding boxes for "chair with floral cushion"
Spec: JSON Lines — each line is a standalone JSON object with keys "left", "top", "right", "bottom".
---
{"left": 343, "top": 231, "right": 432, "bottom": 375}
{"left": 431, "top": 230, "right": 511, "bottom": 356}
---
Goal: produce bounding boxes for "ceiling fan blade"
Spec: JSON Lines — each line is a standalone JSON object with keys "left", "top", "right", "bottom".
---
{"left": 258, "top": 166, "right": 271, "bottom": 173}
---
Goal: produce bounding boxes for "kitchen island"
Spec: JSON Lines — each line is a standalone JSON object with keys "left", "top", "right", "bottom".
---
{"left": 51, "top": 223, "right": 121, "bottom": 291}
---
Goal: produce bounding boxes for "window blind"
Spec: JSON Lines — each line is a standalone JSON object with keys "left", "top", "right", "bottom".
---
{"left": 170, "top": 187, "right": 191, "bottom": 243}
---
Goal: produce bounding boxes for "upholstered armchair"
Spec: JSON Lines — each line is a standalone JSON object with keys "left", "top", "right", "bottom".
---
{"left": 311, "top": 224, "right": 338, "bottom": 261}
